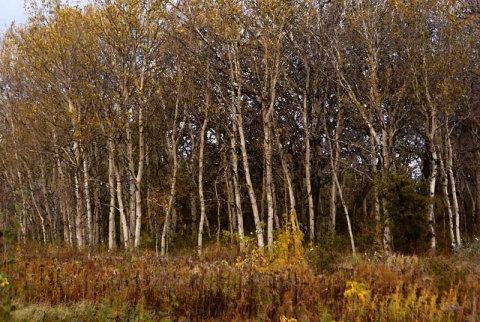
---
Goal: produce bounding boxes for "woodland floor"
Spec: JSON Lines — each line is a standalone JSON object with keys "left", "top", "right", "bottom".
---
{"left": 1, "top": 241, "right": 480, "bottom": 321}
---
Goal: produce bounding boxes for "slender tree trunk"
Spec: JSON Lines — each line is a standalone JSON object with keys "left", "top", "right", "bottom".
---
{"left": 73, "top": 154, "right": 84, "bottom": 248}
{"left": 108, "top": 144, "right": 116, "bottom": 251}
{"left": 381, "top": 196, "right": 393, "bottom": 254}
{"left": 8, "top": 112, "right": 27, "bottom": 243}
{"left": 446, "top": 132, "right": 461, "bottom": 247}
{"left": 56, "top": 156, "right": 71, "bottom": 245}
{"left": 51, "top": 160, "right": 60, "bottom": 240}
{"left": 438, "top": 154, "right": 456, "bottom": 248}
{"left": 367, "top": 128, "right": 391, "bottom": 253}
{"left": 333, "top": 173, "right": 355, "bottom": 255}
{"left": 25, "top": 165, "right": 47, "bottom": 244}
{"left": 230, "top": 125, "right": 245, "bottom": 251}
{"left": 333, "top": 20, "right": 393, "bottom": 253}
{"left": 225, "top": 169, "right": 236, "bottom": 236}
{"left": 134, "top": 105, "right": 145, "bottom": 249}
{"left": 324, "top": 107, "right": 355, "bottom": 255}
{"left": 30, "top": 189, "right": 47, "bottom": 244}
{"left": 19, "top": 192, "right": 27, "bottom": 243}
{"left": 329, "top": 177, "right": 337, "bottom": 233}
{"left": 128, "top": 174, "right": 136, "bottom": 243}
{"left": 133, "top": 187, "right": 142, "bottom": 250}
{"left": 160, "top": 71, "right": 183, "bottom": 256}
{"left": 113, "top": 154, "right": 130, "bottom": 250}
{"left": 427, "top": 145, "right": 438, "bottom": 254}
{"left": 68, "top": 97, "right": 85, "bottom": 249}
{"left": 116, "top": 178, "right": 129, "bottom": 249}
{"left": 296, "top": 49, "right": 315, "bottom": 241}
{"left": 262, "top": 37, "right": 282, "bottom": 250}
{"left": 191, "top": 193, "right": 197, "bottom": 233}
{"left": 198, "top": 115, "right": 208, "bottom": 256}
{"left": 93, "top": 143, "right": 100, "bottom": 245}
{"left": 215, "top": 179, "right": 222, "bottom": 249}
{"left": 381, "top": 132, "right": 393, "bottom": 252}
{"left": 160, "top": 165, "right": 177, "bottom": 256}
{"left": 93, "top": 177, "right": 100, "bottom": 245}
{"left": 276, "top": 136, "right": 297, "bottom": 225}
{"left": 126, "top": 121, "right": 136, "bottom": 244}
{"left": 272, "top": 178, "right": 280, "bottom": 230}
{"left": 465, "top": 174, "right": 475, "bottom": 234}
{"left": 424, "top": 63, "right": 438, "bottom": 254}
{"left": 285, "top": 162, "right": 297, "bottom": 224}
{"left": 83, "top": 156, "right": 93, "bottom": 248}
{"left": 369, "top": 134, "right": 383, "bottom": 251}
{"left": 264, "top": 116, "right": 275, "bottom": 250}
{"left": 323, "top": 100, "right": 343, "bottom": 234}
{"left": 237, "top": 112, "right": 264, "bottom": 249}
{"left": 229, "top": 44, "right": 264, "bottom": 249}
{"left": 40, "top": 162, "right": 54, "bottom": 242}
{"left": 235, "top": 118, "right": 262, "bottom": 247}
{"left": 302, "top": 86, "right": 315, "bottom": 243}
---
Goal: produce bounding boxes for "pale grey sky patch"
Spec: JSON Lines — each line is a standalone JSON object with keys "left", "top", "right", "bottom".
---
{"left": 0, "top": 1, "right": 91, "bottom": 33}
{"left": 0, "top": 0, "right": 27, "bottom": 30}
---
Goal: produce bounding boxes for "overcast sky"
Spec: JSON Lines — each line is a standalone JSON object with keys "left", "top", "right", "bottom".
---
{"left": 1, "top": 1, "right": 92, "bottom": 33}
{"left": 0, "top": 0, "right": 27, "bottom": 30}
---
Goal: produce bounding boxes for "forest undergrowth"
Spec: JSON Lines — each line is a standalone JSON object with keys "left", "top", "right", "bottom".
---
{"left": 1, "top": 235, "right": 480, "bottom": 321}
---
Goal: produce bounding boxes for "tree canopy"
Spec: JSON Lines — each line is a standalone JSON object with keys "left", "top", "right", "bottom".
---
{"left": 0, "top": 0, "right": 479, "bottom": 255}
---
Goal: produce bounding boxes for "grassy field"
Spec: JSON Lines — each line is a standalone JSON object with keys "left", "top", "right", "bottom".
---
{"left": 1, "top": 239, "right": 480, "bottom": 321}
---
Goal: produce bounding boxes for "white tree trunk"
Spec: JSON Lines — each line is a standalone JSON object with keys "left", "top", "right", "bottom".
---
{"left": 198, "top": 115, "right": 208, "bottom": 256}
{"left": 134, "top": 105, "right": 145, "bottom": 250}
{"left": 301, "top": 50, "right": 315, "bottom": 244}
{"left": 25, "top": 165, "right": 47, "bottom": 244}
{"left": 83, "top": 156, "right": 93, "bottom": 248}
{"left": 438, "top": 155, "right": 456, "bottom": 248}
{"left": 330, "top": 179, "right": 337, "bottom": 233}
{"left": 427, "top": 146, "right": 438, "bottom": 254}
{"left": 68, "top": 98, "right": 84, "bottom": 249}
{"left": 333, "top": 173, "right": 355, "bottom": 255}
{"left": 73, "top": 151, "right": 84, "bottom": 249}
{"left": 160, "top": 165, "right": 177, "bottom": 256}
{"left": 237, "top": 111, "right": 264, "bottom": 249}
{"left": 126, "top": 121, "right": 136, "bottom": 244}
{"left": 30, "top": 190, "right": 47, "bottom": 244}
{"left": 228, "top": 43, "right": 264, "bottom": 249}
{"left": 325, "top": 110, "right": 355, "bottom": 255}
{"left": 446, "top": 133, "right": 461, "bottom": 247}
{"left": 264, "top": 119, "right": 275, "bottom": 250}
{"left": 276, "top": 137, "right": 297, "bottom": 227}
{"left": 40, "top": 161, "right": 54, "bottom": 241}
{"left": 113, "top": 157, "right": 130, "bottom": 250}
{"left": 108, "top": 145, "right": 116, "bottom": 251}
{"left": 424, "top": 61, "right": 438, "bottom": 254}
{"left": 230, "top": 126, "right": 245, "bottom": 251}
{"left": 56, "top": 157, "right": 72, "bottom": 245}
{"left": 160, "top": 70, "right": 184, "bottom": 256}
{"left": 93, "top": 143, "right": 100, "bottom": 245}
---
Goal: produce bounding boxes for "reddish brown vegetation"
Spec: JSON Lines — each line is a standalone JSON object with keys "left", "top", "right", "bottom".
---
{"left": 1, "top": 244, "right": 480, "bottom": 321}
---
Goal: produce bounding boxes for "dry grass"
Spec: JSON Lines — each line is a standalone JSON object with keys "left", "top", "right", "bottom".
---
{"left": 1, "top": 241, "right": 480, "bottom": 321}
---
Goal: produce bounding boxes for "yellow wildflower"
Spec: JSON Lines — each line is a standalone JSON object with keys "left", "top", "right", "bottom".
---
{"left": 344, "top": 281, "right": 370, "bottom": 303}
{"left": 0, "top": 277, "right": 9, "bottom": 288}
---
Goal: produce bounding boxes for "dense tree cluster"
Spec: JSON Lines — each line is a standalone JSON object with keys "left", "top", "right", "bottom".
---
{"left": 0, "top": 0, "right": 479, "bottom": 255}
